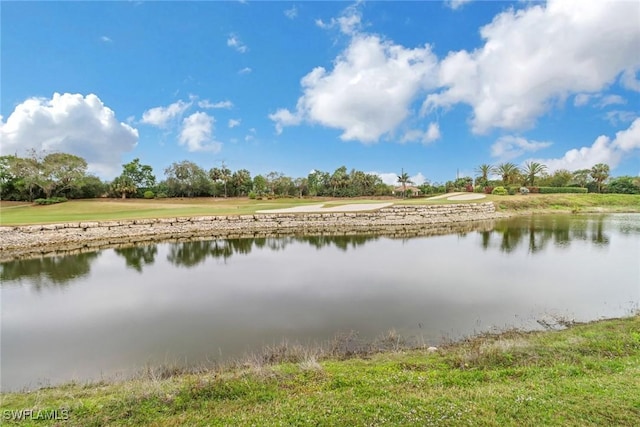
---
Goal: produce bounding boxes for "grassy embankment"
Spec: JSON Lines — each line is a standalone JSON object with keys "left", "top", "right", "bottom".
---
{"left": 1, "top": 193, "right": 639, "bottom": 226}
{"left": 1, "top": 316, "right": 638, "bottom": 426}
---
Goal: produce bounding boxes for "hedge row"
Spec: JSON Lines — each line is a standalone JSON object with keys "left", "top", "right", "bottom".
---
{"left": 535, "top": 187, "right": 588, "bottom": 194}
{"left": 34, "top": 197, "right": 68, "bottom": 205}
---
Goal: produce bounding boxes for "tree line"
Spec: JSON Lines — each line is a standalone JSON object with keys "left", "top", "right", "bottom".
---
{"left": 1, "top": 151, "right": 638, "bottom": 202}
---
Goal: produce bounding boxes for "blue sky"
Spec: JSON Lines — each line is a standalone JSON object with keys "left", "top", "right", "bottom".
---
{"left": 1, "top": 0, "right": 639, "bottom": 184}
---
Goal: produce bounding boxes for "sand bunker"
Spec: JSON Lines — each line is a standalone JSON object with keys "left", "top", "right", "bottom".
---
{"left": 256, "top": 202, "right": 394, "bottom": 214}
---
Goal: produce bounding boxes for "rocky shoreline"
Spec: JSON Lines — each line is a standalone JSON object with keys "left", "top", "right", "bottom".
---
{"left": 0, "top": 202, "right": 503, "bottom": 261}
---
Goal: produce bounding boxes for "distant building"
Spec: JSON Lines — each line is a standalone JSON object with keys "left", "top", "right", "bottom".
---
{"left": 392, "top": 185, "right": 421, "bottom": 197}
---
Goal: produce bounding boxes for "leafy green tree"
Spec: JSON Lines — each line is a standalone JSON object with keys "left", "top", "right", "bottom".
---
{"left": 542, "top": 169, "right": 573, "bottom": 187}
{"left": 522, "top": 161, "right": 547, "bottom": 186}
{"left": 474, "top": 164, "right": 493, "bottom": 187}
{"left": 30, "top": 152, "right": 88, "bottom": 199}
{"left": 396, "top": 171, "right": 413, "bottom": 198}
{"left": 571, "top": 169, "right": 592, "bottom": 188}
{"left": 590, "top": 163, "right": 610, "bottom": 193}
{"left": 252, "top": 175, "right": 267, "bottom": 196}
{"left": 494, "top": 162, "right": 520, "bottom": 186}
{"left": 606, "top": 176, "right": 640, "bottom": 194}
{"left": 230, "top": 169, "right": 252, "bottom": 197}
{"left": 122, "top": 158, "right": 156, "bottom": 197}
{"left": 111, "top": 175, "right": 137, "bottom": 199}
{"left": 330, "top": 166, "right": 349, "bottom": 196}
{"left": 294, "top": 177, "right": 308, "bottom": 198}
{"left": 164, "top": 161, "right": 212, "bottom": 197}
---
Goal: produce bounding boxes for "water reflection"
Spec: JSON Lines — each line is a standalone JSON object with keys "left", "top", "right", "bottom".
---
{"left": 480, "top": 215, "right": 611, "bottom": 253}
{"left": 0, "top": 252, "right": 100, "bottom": 290}
{"left": 1, "top": 214, "right": 638, "bottom": 391}
{"left": 0, "top": 216, "right": 624, "bottom": 283}
{"left": 114, "top": 245, "right": 157, "bottom": 273}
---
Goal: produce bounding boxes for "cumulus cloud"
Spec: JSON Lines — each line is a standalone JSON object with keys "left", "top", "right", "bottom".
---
{"left": 530, "top": 118, "right": 640, "bottom": 172}
{"left": 424, "top": 0, "right": 640, "bottom": 133}
{"left": 270, "top": 34, "right": 438, "bottom": 142}
{"left": 0, "top": 93, "right": 138, "bottom": 178}
{"left": 402, "top": 122, "right": 441, "bottom": 144}
{"left": 179, "top": 112, "right": 221, "bottom": 152}
{"left": 238, "top": 67, "right": 252, "bottom": 74}
{"left": 198, "top": 100, "right": 233, "bottom": 109}
{"left": 228, "top": 119, "right": 241, "bottom": 128}
{"left": 141, "top": 100, "right": 191, "bottom": 127}
{"left": 100, "top": 35, "right": 112, "bottom": 43}
{"left": 491, "top": 135, "right": 552, "bottom": 161}
{"left": 227, "top": 33, "right": 248, "bottom": 53}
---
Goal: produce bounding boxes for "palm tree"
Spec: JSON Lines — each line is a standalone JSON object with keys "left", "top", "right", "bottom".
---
{"left": 474, "top": 163, "right": 493, "bottom": 187}
{"left": 494, "top": 162, "right": 520, "bottom": 186}
{"left": 397, "top": 171, "right": 413, "bottom": 198}
{"left": 522, "top": 161, "right": 547, "bottom": 186}
{"left": 590, "top": 163, "right": 610, "bottom": 193}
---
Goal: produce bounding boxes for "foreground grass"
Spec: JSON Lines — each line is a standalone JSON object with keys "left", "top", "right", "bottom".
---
{"left": 1, "top": 316, "right": 638, "bottom": 426}
{"left": 1, "top": 194, "right": 639, "bottom": 225}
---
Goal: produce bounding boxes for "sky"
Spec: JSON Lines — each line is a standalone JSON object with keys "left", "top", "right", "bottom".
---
{"left": 1, "top": 0, "right": 639, "bottom": 185}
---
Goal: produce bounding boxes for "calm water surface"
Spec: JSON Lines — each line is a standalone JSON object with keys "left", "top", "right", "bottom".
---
{"left": 1, "top": 214, "right": 639, "bottom": 391}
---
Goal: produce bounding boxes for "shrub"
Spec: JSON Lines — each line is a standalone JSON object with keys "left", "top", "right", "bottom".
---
{"left": 527, "top": 186, "right": 540, "bottom": 194}
{"left": 491, "top": 186, "right": 508, "bottom": 196}
{"left": 484, "top": 186, "right": 495, "bottom": 194}
{"left": 143, "top": 190, "right": 155, "bottom": 199}
{"left": 34, "top": 197, "right": 68, "bottom": 205}
{"left": 538, "top": 187, "right": 588, "bottom": 194}
{"left": 507, "top": 187, "right": 517, "bottom": 195}
{"left": 156, "top": 192, "right": 168, "bottom": 199}
{"left": 248, "top": 191, "right": 257, "bottom": 199}
{"left": 520, "top": 187, "right": 530, "bottom": 195}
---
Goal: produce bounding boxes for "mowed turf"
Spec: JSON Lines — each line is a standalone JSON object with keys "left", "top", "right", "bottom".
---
{"left": 1, "top": 194, "right": 639, "bottom": 225}
{"left": 0, "top": 198, "right": 333, "bottom": 225}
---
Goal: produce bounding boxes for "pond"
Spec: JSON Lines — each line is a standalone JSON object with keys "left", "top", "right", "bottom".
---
{"left": 1, "top": 214, "right": 639, "bottom": 391}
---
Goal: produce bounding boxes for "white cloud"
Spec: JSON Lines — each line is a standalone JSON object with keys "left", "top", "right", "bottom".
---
{"left": 198, "top": 100, "right": 233, "bottom": 109}
{"left": 530, "top": 118, "right": 640, "bottom": 172}
{"left": 227, "top": 33, "right": 248, "bottom": 53}
{"left": 269, "top": 108, "right": 303, "bottom": 135}
{"left": 446, "top": 0, "right": 473, "bottom": 10}
{"left": 410, "top": 172, "right": 426, "bottom": 185}
{"left": 424, "top": 0, "right": 640, "bottom": 134}
{"left": 228, "top": 119, "right": 241, "bottom": 128}
{"left": 100, "top": 35, "right": 112, "bottom": 43}
{"left": 238, "top": 67, "right": 252, "bottom": 74}
{"left": 141, "top": 100, "right": 191, "bottom": 127}
{"left": 284, "top": 6, "right": 297, "bottom": 19}
{"left": 573, "top": 93, "right": 591, "bottom": 107}
{"left": 270, "top": 34, "right": 438, "bottom": 142}
{"left": 491, "top": 135, "right": 552, "bottom": 161}
{"left": 372, "top": 171, "right": 426, "bottom": 186}
{"left": 613, "top": 117, "right": 640, "bottom": 152}
{"left": 0, "top": 93, "right": 138, "bottom": 178}
{"left": 604, "top": 110, "right": 638, "bottom": 126}
{"left": 315, "top": 2, "right": 362, "bottom": 35}
{"left": 179, "top": 112, "right": 222, "bottom": 152}
{"left": 597, "top": 95, "right": 626, "bottom": 108}
{"left": 402, "top": 122, "right": 441, "bottom": 144}
{"left": 621, "top": 68, "right": 640, "bottom": 92}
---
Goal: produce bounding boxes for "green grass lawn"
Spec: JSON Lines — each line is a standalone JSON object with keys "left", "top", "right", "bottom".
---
{"left": 1, "top": 316, "right": 638, "bottom": 426}
{"left": 1, "top": 194, "right": 639, "bottom": 226}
